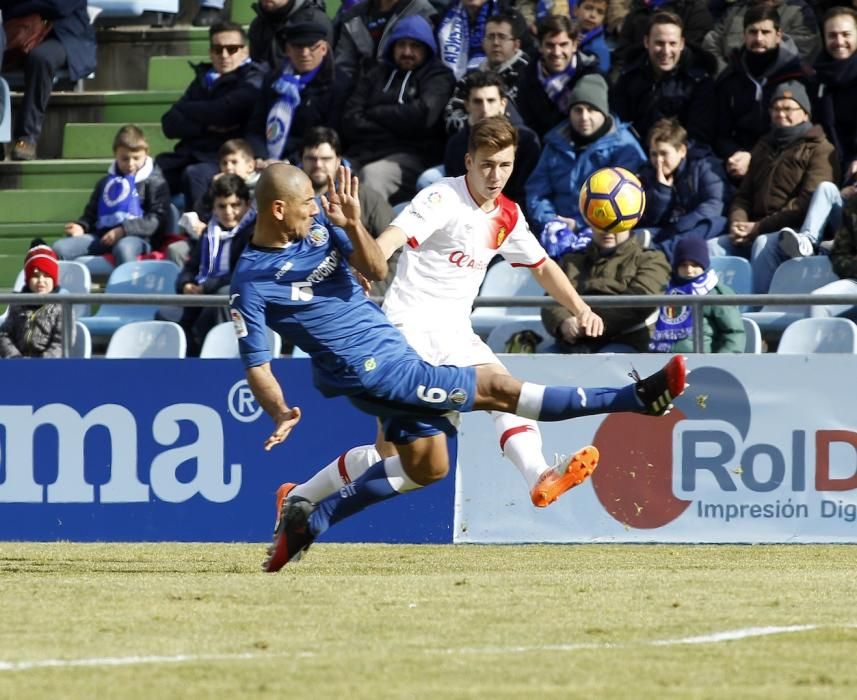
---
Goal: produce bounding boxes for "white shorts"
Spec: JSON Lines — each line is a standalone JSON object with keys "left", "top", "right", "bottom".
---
{"left": 396, "top": 325, "right": 501, "bottom": 368}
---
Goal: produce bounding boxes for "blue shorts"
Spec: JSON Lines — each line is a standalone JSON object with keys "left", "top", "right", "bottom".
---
{"left": 350, "top": 356, "right": 476, "bottom": 443}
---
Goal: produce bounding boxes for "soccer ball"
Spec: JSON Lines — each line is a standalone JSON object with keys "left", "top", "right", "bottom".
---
{"left": 578, "top": 166, "right": 646, "bottom": 232}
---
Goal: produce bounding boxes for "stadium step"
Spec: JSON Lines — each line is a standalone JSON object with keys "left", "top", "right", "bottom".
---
{"left": 0, "top": 159, "right": 112, "bottom": 190}
{"left": 8, "top": 91, "right": 180, "bottom": 159}
{"left": 63, "top": 122, "right": 176, "bottom": 159}
{"left": 0, "top": 189, "right": 90, "bottom": 224}
{"left": 148, "top": 55, "right": 206, "bottom": 91}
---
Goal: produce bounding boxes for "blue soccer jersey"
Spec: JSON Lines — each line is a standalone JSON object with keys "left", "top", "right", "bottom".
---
{"left": 229, "top": 211, "right": 476, "bottom": 415}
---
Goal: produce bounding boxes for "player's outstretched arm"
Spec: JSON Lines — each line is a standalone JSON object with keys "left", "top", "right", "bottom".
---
{"left": 376, "top": 225, "right": 408, "bottom": 261}
{"left": 531, "top": 258, "right": 605, "bottom": 338}
{"left": 322, "top": 165, "right": 388, "bottom": 281}
{"left": 246, "top": 363, "right": 302, "bottom": 451}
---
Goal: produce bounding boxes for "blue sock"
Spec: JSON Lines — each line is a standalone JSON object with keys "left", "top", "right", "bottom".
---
{"left": 539, "top": 383, "right": 642, "bottom": 420}
{"left": 308, "top": 459, "right": 399, "bottom": 537}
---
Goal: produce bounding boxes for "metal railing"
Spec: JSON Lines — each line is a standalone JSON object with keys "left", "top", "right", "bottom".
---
{"left": 3, "top": 291, "right": 857, "bottom": 356}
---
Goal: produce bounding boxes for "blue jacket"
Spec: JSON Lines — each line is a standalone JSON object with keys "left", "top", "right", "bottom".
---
{"left": 525, "top": 117, "right": 646, "bottom": 231}
{"left": 639, "top": 144, "right": 731, "bottom": 234}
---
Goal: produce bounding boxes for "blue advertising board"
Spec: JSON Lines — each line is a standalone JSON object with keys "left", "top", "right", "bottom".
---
{"left": 0, "top": 359, "right": 455, "bottom": 543}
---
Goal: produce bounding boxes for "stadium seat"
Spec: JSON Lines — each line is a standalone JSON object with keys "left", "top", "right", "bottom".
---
{"left": 710, "top": 255, "right": 752, "bottom": 311}
{"left": 471, "top": 259, "right": 544, "bottom": 338}
{"left": 91, "top": 0, "right": 179, "bottom": 19}
{"left": 0, "top": 77, "right": 10, "bottom": 143}
{"left": 77, "top": 260, "right": 179, "bottom": 340}
{"left": 199, "top": 321, "right": 282, "bottom": 358}
{"left": 776, "top": 317, "right": 857, "bottom": 354}
{"left": 486, "top": 319, "right": 552, "bottom": 353}
{"left": 105, "top": 320, "right": 187, "bottom": 358}
{"left": 743, "top": 257, "right": 839, "bottom": 340}
{"left": 70, "top": 321, "right": 92, "bottom": 358}
{"left": 147, "top": 56, "right": 206, "bottom": 91}
{"left": 63, "top": 122, "right": 176, "bottom": 160}
{"left": 741, "top": 317, "right": 763, "bottom": 354}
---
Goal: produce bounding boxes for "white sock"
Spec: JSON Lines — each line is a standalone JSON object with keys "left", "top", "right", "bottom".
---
{"left": 291, "top": 445, "right": 381, "bottom": 502}
{"left": 515, "top": 382, "right": 545, "bottom": 420}
{"left": 382, "top": 455, "right": 423, "bottom": 493}
{"left": 492, "top": 411, "right": 550, "bottom": 489}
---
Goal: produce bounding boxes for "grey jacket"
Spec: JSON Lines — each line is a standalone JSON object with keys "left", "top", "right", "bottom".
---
{"left": 0, "top": 294, "right": 65, "bottom": 358}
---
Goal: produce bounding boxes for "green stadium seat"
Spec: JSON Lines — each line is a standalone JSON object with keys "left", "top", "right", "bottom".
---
{"left": 63, "top": 123, "right": 177, "bottom": 159}
{"left": 230, "top": 0, "right": 255, "bottom": 24}
{"left": 147, "top": 55, "right": 206, "bottom": 91}
{"left": 102, "top": 90, "right": 182, "bottom": 122}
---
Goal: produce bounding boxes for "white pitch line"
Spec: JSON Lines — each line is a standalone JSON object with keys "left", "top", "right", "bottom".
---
{"left": 435, "top": 624, "right": 857, "bottom": 656}
{"left": 0, "top": 650, "right": 311, "bottom": 672}
{"left": 2, "top": 625, "right": 855, "bottom": 672}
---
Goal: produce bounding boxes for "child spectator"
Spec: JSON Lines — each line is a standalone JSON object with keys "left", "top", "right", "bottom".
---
{"left": 0, "top": 241, "right": 65, "bottom": 358}
{"left": 575, "top": 0, "right": 611, "bottom": 73}
{"left": 637, "top": 118, "right": 730, "bottom": 260}
{"left": 176, "top": 174, "right": 255, "bottom": 355}
{"left": 649, "top": 235, "right": 745, "bottom": 353}
{"left": 170, "top": 139, "right": 259, "bottom": 267}
{"left": 55, "top": 125, "right": 171, "bottom": 266}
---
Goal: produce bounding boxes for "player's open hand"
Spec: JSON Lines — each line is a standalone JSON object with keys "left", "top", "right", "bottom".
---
{"left": 576, "top": 304, "right": 605, "bottom": 337}
{"left": 264, "top": 406, "right": 302, "bottom": 451}
{"left": 321, "top": 165, "right": 361, "bottom": 229}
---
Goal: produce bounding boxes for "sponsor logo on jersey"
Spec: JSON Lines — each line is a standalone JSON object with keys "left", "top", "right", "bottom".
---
{"left": 307, "top": 249, "right": 341, "bottom": 283}
{"left": 448, "top": 250, "right": 489, "bottom": 271}
{"left": 308, "top": 224, "right": 329, "bottom": 247}
{"left": 364, "top": 358, "right": 377, "bottom": 371}
{"left": 449, "top": 388, "right": 468, "bottom": 405}
{"left": 274, "top": 262, "right": 293, "bottom": 280}
{"left": 426, "top": 191, "right": 443, "bottom": 207}
{"left": 231, "top": 309, "right": 248, "bottom": 338}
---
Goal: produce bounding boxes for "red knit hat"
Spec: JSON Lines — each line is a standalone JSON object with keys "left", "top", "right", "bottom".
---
{"left": 24, "top": 245, "right": 59, "bottom": 287}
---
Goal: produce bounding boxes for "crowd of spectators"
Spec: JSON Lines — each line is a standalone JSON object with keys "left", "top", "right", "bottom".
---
{"left": 5, "top": 0, "right": 857, "bottom": 354}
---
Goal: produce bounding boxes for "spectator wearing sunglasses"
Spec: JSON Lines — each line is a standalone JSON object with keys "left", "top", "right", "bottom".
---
{"left": 248, "top": 0, "right": 332, "bottom": 72}
{"left": 156, "top": 21, "right": 265, "bottom": 211}
{"left": 245, "top": 20, "right": 351, "bottom": 168}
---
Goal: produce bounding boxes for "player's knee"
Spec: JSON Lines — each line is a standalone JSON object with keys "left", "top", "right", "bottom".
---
{"left": 403, "top": 456, "right": 449, "bottom": 485}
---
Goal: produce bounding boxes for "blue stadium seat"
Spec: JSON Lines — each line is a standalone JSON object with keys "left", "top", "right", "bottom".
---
{"left": 0, "top": 77, "right": 10, "bottom": 143}
{"left": 77, "top": 260, "right": 179, "bottom": 340}
{"left": 741, "top": 316, "right": 762, "bottom": 354}
{"left": 105, "top": 320, "right": 187, "bottom": 358}
{"left": 710, "top": 255, "right": 752, "bottom": 311}
{"left": 70, "top": 321, "right": 92, "bottom": 358}
{"left": 776, "top": 317, "right": 857, "bottom": 354}
{"left": 743, "top": 257, "right": 839, "bottom": 340}
{"left": 471, "top": 259, "right": 544, "bottom": 338}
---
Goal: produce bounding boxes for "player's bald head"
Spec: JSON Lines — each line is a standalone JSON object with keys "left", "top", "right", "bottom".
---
{"left": 256, "top": 162, "right": 312, "bottom": 211}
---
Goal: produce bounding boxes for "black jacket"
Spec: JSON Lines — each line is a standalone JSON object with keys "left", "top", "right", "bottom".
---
{"left": 714, "top": 37, "right": 813, "bottom": 160}
{"left": 245, "top": 53, "right": 351, "bottom": 163}
{"left": 342, "top": 58, "right": 455, "bottom": 164}
{"left": 248, "top": 0, "right": 332, "bottom": 71}
{"left": 813, "top": 50, "right": 857, "bottom": 174}
{"left": 516, "top": 52, "right": 602, "bottom": 139}
{"left": 176, "top": 212, "right": 256, "bottom": 294}
{"left": 161, "top": 60, "right": 266, "bottom": 162}
{"left": 612, "top": 44, "right": 718, "bottom": 146}
{"left": 0, "top": 0, "right": 96, "bottom": 80}
{"left": 76, "top": 161, "right": 171, "bottom": 249}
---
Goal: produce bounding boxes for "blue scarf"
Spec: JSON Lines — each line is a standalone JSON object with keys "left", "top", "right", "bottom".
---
{"left": 649, "top": 269, "right": 719, "bottom": 352}
{"left": 203, "top": 57, "right": 251, "bottom": 90}
{"left": 266, "top": 61, "right": 322, "bottom": 160}
{"left": 539, "top": 219, "right": 592, "bottom": 259}
{"left": 196, "top": 207, "right": 255, "bottom": 285}
{"left": 538, "top": 57, "right": 577, "bottom": 112}
{"left": 580, "top": 25, "right": 604, "bottom": 48}
{"left": 95, "top": 157, "right": 152, "bottom": 231}
{"left": 438, "top": 0, "right": 495, "bottom": 80}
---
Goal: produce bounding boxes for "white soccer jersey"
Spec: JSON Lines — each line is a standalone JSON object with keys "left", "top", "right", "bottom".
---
{"left": 383, "top": 176, "right": 547, "bottom": 333}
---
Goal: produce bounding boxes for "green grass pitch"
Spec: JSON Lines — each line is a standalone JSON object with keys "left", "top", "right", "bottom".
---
{"left": 2, "top": 542, "right": 857, "bottom": 698}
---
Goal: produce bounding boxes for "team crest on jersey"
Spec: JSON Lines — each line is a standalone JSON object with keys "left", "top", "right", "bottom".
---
{"left": 449, "top": 388, "right": 468, "bottom": 405}
{"left": 426, "top": 191, "right": 443, "bottom": 207}
{"left": 364, "top": 357, "right": 377, "bottom": 371}
{"left": 496, "top": 226, "right": 508, "bottom": 247}
{"left": 308, "top": 224, "right": 329, "bottom": 247}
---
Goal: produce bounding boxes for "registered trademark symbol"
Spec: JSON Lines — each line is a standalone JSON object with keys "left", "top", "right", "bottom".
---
{"left": 227, "top": 380, "right": 263, "bottom": 423}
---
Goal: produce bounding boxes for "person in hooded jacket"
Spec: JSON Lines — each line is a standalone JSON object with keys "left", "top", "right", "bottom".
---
{"left": 341, "top": 15, "right": 456, "bottom": 203}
